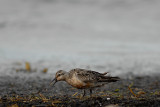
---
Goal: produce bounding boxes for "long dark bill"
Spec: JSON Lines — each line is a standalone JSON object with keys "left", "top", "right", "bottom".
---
{"left": 50, "top": 78, "right": 57, "bottom": 86}
{"left": 36, "top": 78, "right": 57, "bottom": 94}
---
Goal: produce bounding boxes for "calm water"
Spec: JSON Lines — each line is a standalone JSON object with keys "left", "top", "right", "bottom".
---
{"left": 0, "top": 0, "right": 160, "bottom": 76}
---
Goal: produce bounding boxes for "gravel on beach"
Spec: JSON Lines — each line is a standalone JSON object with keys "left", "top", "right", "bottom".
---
{"left": 0, "top": 71, "right": 160, "bottom": 107}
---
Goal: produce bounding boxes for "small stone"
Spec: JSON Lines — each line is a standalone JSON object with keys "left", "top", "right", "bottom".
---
{"left": 107, "top": 97, "right": 110, "bottom": 100}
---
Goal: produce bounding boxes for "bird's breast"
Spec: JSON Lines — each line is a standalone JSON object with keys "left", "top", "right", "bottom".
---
{"left": 66, "top": 76, "right": 93, "bottom": 89}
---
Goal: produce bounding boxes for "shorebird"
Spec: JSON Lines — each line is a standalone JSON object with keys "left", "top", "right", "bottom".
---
{"left": 50, "top": 68, "right": 120, "bottom": 97}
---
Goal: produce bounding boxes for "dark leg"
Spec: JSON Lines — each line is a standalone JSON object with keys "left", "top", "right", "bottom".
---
{"left": 83, "top": 89, "right": 86, "bottom": 97}
{"left": 89, "top": 89, "right": 92, "bottom": 97}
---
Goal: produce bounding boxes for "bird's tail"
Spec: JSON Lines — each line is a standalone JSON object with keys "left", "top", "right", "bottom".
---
{"left": 98, "top": 76, "right": 120, "bottom": 82}
{"left": 108, "top": 77, "right": 120, "bottom": 82}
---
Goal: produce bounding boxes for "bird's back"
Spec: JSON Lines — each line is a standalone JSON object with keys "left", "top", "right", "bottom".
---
{"left": 67, "top": 68, "right": 119, "bottom": 88}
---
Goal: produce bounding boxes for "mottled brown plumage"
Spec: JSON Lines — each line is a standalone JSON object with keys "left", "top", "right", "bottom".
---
{"left": 50, "top": 68, "right": 120, "bottom": 96}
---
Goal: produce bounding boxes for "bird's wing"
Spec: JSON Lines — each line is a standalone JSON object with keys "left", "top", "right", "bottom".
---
{"left": 70, "top": 68, "right": 119, "bottom": 83}
{"left": 71, "top": 68, "right": 102, "bottom": 83}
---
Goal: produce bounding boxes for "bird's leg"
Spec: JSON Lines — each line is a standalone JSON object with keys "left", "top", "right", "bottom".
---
{"left": 82, "top": 89, "right": 86, "bottom": 97}
{"left": 89, "top": 89, "right": 92, "bottom": 97}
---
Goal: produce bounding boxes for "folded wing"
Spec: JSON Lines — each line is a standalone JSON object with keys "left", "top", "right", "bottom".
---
{"left": 74, "top": 68, "right": 119, "bottom": 83}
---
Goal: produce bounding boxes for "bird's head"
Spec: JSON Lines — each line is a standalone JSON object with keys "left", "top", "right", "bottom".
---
{"left": 50, "top": 70, "right": 67, "bottom": 86}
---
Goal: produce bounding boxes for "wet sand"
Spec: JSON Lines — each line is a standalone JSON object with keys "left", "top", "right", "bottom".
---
{"left": 0, "top": 71, "right": 160, "bottom": 107}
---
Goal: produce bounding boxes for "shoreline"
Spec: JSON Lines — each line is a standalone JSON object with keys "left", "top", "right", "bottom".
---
{"left": 0, "top": 73, "right": 160, "bottom": 106}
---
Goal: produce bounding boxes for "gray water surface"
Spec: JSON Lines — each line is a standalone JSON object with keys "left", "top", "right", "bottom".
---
{"left": 0, "top": 0, "right": 160, "bottom": 76}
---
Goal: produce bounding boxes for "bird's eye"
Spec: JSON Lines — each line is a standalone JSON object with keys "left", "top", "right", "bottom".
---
{"left": 58, "top": 74, "right": 61, "bottom": 76}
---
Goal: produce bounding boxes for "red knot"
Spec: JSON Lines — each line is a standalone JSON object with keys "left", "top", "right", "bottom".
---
{"left": 50, "top": 68, "right": 120, "bottom": 97}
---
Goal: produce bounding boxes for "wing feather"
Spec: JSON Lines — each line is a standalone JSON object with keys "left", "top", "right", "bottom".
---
{"left": 69, "top": 68, "right": 119, "bottom": 83}
{"left": 71, "top": 68, "right": 104, "bottom": 83}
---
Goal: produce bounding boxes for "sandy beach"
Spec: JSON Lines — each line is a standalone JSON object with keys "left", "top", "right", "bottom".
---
{"left": 0, "top": 69, "right": 160, "bottom": 106}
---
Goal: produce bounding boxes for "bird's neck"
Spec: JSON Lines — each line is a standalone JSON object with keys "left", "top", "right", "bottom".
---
{"left": 64, "top": 72, "right": 69, "bottom": 81}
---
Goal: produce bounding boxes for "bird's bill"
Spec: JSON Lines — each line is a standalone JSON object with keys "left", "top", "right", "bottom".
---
{"left": 50, "top": 78, "right": 57, "bottom": 86}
